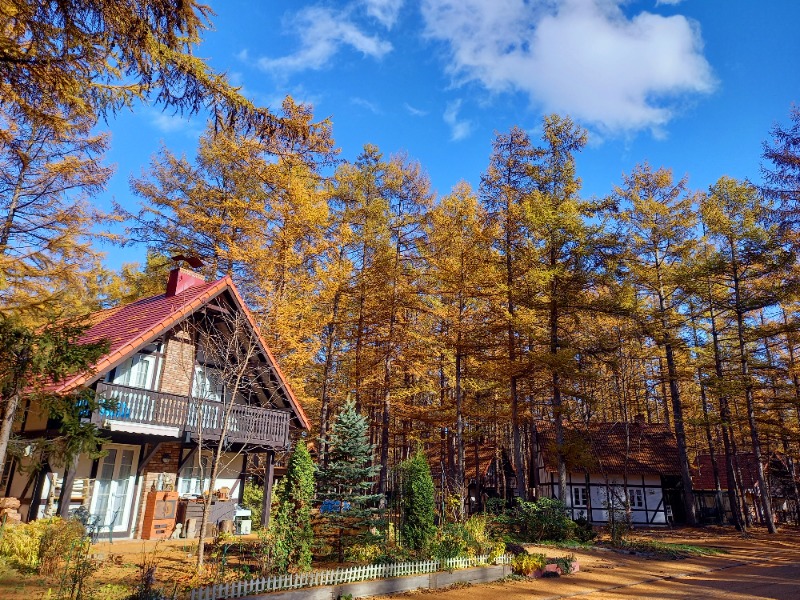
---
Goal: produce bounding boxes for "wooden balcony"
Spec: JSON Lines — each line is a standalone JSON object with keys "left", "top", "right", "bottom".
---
{"left": 93, "top": 382, "right": 290, "bottom": 448}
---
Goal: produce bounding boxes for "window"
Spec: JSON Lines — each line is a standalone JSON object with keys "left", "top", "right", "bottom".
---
{"left": 192, "top": 365, "right": 227, "bottom": 402}
{"left": 179, "top": 456, "right": 210, "bottom": 497}
{"left": 628, "top": 488, "right": 644, "bottom": 509}
{"left": 571, "top": 486, "right": 588, "bottom": 507}
{"left": 108, "top": 344, "right": 161, "bottom": 390}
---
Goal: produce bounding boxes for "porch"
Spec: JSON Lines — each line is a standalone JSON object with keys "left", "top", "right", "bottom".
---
{"left": 92, "top": 382, "right": 291, "bottom": 448}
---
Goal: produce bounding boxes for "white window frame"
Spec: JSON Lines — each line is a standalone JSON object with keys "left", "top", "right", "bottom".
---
{"left": 628, "top": 488, "right": 644, "bottom": 509}
{"left": 571, "top": 486, "right": 588, "bottom": 507}
{"left": 178, "top": 455, "right": 210, "bottom": 497}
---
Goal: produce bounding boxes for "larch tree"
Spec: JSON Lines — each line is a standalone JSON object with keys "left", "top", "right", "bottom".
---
{"left": 702, "top": 176, "right": 796, "bottom": 533}
{"left": 526, "top": 114, "right": 619, "bottom": 504}
{"left": 0, "top": 105, "right": 113, "bottom": 318}
{"left": 127, "top": 119, "right": 270, "bottom": 282}
{"left": 1, "top": 0, "right": 280, "bottom": 132}
{"left": 616, "top": 163, "right": 698, "bottom": 525}
{"left": 423, "top": 182, "right": 497, "bottom": 509}
{"left": 762, "top": 105, "right": 800, "bottom": 210}
{"left": 480, "top": 126, "right": 538, "bottom": 499}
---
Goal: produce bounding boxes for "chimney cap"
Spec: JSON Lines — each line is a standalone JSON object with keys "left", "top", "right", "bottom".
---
{"left": 171, "top": 254, "right": 204, "bottom": 269}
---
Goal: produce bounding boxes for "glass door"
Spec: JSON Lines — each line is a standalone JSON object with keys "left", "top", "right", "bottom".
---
{"left": 91, "top": 445, "right": 139, "bottom": 533}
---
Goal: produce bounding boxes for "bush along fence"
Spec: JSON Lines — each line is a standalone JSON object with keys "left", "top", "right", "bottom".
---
{"left": 191, "top": 554, "right": 513, "bottom": 600}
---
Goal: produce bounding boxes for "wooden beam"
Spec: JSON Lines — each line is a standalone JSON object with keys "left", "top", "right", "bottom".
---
{"left": 261, "top": 450, "right": 275, "bottom": 529}
{"left": 57, "top": 455, "right": 80, "bottom": 518}
{"left": 137, "top": 442, "right": 164, "bottom": 476}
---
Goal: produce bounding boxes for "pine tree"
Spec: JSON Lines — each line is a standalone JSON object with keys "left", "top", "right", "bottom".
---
{"left": 398, "top": 448, "right": 436, "bottom": 551}
{"left": 274, "top": 440, "right": 315, "bottom": 571}
{"left": 316, "top": 399, "right": 383, "bottom": 562}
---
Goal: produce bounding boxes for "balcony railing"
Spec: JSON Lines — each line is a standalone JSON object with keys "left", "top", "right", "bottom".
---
{"left": 94, "top": 382, "right": 290, "bottom": 447}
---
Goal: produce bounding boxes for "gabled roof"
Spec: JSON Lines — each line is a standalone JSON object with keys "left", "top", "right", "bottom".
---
{"left": 536, "top": 421, "right": 680, "bottom": 476}
{"left": 54, "top": 275, "right": 310, "bottom": 430}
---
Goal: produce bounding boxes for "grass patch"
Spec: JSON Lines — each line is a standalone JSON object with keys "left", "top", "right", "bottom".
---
{"left": 613, "top": 540, "right": 726, "bottom": 559}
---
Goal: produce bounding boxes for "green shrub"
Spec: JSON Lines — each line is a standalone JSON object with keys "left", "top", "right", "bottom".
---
{"left": 241, "top": 482, "right": 263, "bottom": 529}
{"left": 274, "top": 440, "right": 315, "bottom": 571}
{"left": 507, "top": 498, "right": 575, "bottom": 542}
{"left": 548, "top": 553, "right": 576, "bottom": 574}
{"left": 511, "top": 552, "right": 545, "bottom": 576}
{"left": 462, "top": 514, "right": 492, "bottom": 555}
{"left": 345, "top": 543, "right": 382, "bottom": 563}
{"left": 398, "top": 449, "right": 436, "bottom": 551}
{"left": 0, "top": 517, "right": 86, "bottom": 574}
{"left": 431, "top": 524, "right": 470, "bottom": 560}
{"left": 484, "top": 497, "right": 507, "bottom": 515}
{"left": 487, "top": 541, "right": 506, "bottom": 564}
{"left": 572, "top": 516, "right": 597, "bottom": 543}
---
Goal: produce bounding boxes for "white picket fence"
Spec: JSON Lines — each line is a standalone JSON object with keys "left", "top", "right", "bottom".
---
{"left": 191, "top": 553, "right": 512, "bottom": 600}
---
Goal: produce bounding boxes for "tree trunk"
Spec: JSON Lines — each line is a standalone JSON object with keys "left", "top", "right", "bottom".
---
{"left": 318, "top": 290, "right": 341, "bottom": 466}
{"left": 731, "top": 258, "right": 777, "bottom": 532}
{"left": 455, "top": 346, "right": 465, "bottom": 519}
{"left": 0, "top": 391, "right": 22, "bottom": 485}
{"left": 708, "top": 294, "right": 746, "bottom": 531}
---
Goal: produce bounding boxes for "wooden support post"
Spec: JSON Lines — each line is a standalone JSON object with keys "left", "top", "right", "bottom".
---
{"left": 27, "top": 463, "right": 49, "bottom": 522}
{"left": 238, "top": 454, "right": 248, "bottom": 505}
{"left": 57, "top": 455, "right": 80, "bottom": 518}
{"left": 260, "top": 450, "right": 275, "bottom": 529}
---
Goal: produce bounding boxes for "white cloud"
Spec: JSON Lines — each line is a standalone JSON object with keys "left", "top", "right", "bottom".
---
{"left": 351, "top": 97, "right": 383, "bottom": 114}
{"left": 421, "top": 0, "right": 715, "bottom": 134}
{"left": 258, "top": 6, "right": 392, "bottom": 74}
{"left": 656, "top": 0, "right": 686, "bottom": 5}
{"left": 404, "top": 102, "right": 428, "bottom": 116}
{"left": 361, "top": 0, "right": 405, "bottom": 28}
{"left": 147, "top": 109, "right": 202, "bottom": 139}
{"left": 443, "top": 99, "right": 473, "bottom": 141}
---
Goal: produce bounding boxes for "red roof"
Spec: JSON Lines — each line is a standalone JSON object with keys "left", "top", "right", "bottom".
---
{"left": 536, "top": 421, "right": 681, "bottom": 476}
{"left": 53, "top": 276, "right": 310, "bottom": 430}
{"left": 693, "top": 453, "right": 760, "bottom": 491}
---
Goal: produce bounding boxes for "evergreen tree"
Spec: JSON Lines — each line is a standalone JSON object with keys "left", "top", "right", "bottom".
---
{"left": 398, "top": 448, "right": 436, "bottom": 551}
{"left": 316, "top": 399, "right": 383, "bottom": 562}
{"left": 274, "top": 440, "right": 315, "bottom": 571}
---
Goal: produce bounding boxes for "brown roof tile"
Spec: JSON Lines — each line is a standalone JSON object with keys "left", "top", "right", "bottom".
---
{"left": 536, "top": 421, "right": 680, "bottom": 476}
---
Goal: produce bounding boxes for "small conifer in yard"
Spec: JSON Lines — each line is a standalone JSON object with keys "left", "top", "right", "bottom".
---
{"left": 274, "top": 439, "right": 315, "bottom": 571}
{"left": 399, "top": 449, "right": 436, "bottom": 551}
{"left": 316, "top": 399, "right": 383, "bottom": 562}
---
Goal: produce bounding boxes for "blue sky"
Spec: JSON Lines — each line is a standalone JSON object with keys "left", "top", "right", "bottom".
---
{"left": 99, "top": 0, "right": 800, "bottom": 269}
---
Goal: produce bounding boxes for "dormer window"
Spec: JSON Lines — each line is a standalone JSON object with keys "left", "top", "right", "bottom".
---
{"left": 107, "top": 343, "right": 162, "bottom": 390}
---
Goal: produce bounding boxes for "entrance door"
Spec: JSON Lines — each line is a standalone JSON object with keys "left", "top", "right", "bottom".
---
{"left": 91, "top": 445, "right": 139, "bottom": 534}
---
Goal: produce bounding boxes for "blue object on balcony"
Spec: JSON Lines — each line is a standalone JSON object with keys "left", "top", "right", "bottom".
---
{"left": 100, "top": 401, "right": 131, "bottom": 419}
{"left": 319, "top": 500, "right": 350, "bottom": 513}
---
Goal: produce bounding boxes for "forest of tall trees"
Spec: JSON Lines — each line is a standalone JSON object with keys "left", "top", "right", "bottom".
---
{"left": 3, "top": 1, "right": 800, "bottom": 533}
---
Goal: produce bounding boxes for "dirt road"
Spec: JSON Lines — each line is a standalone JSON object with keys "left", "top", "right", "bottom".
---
{"left": 376, "top": 528, "right": 800, "bottom": 600}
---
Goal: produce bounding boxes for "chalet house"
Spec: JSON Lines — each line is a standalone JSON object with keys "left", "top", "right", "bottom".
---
{"left": 2, "top": 265, "right": 309, "bottom": 539}
{"left": 694, "top": 452, "right": 800, "bottom": 525}
{"left": 533, "top": 420, "right": 683, "bottom": 526}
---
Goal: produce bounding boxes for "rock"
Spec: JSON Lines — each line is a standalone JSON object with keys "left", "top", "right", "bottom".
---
{"left": 0, "top": 497, "right": 21, "bottom": 510}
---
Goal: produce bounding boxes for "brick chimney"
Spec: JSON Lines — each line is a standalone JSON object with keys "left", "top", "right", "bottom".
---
{"left": 166, "top": 266, "right": 205, "bottom": 297}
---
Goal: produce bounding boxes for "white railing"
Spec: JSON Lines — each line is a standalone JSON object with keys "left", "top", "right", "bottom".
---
{"left": 190, "top": 553, "right": 512, "bottom": 600}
